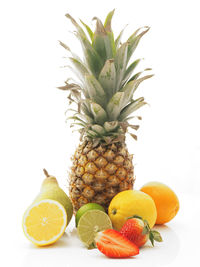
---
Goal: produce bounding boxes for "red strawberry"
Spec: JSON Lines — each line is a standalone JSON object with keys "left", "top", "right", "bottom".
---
{"left": 120, "top": 215, "right": 162, "bottom": 247}
{"left": 95, "top": 229, "right": 139, "bottom": 258}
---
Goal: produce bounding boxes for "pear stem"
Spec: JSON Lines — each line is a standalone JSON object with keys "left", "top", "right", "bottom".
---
{"left": 43, "top": 168, "right": 50, "bottom": 178}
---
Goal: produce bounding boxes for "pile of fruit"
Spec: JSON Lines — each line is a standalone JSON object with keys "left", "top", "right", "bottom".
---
{"left": 22, "top": 10, "right": 180, "bottom": 259}
{"left": 22, "top": 169, "right": 179, "bottom": 258}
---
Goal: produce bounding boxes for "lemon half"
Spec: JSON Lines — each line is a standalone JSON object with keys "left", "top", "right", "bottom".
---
{"left": 23, "top": 199, "right": 67, "bottom": 246}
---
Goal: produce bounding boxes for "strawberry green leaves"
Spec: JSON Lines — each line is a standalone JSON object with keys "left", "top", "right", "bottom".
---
{"left": 149, "top": 231, "right": 163, "bottom": 246}
{"left": 141, "top": 219, "right": 163, "bottom": 246}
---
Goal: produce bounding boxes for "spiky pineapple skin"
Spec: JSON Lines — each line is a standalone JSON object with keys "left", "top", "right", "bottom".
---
{"left": 69, "top": 140, "right": 135, "bottom": 213}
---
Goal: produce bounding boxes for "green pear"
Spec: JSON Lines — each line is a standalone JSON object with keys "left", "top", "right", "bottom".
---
{"left": 33, "top": 169, "right": 73, "bottom": 225}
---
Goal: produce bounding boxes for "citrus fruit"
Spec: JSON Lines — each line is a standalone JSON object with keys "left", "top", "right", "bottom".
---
{"left": 75, "top": 203, "right": 105, "bottom": 227}
{"left": 108, "top": 190, "right": 157, "bottom": 231}
{"left": 22, "top": 199, "right": 67, "bottom": 246}
{"left": 140, "top": 182, "right": 180, "bottom": 224}
{"left": 77, "top": 210, "right": 112, "bottom": 248}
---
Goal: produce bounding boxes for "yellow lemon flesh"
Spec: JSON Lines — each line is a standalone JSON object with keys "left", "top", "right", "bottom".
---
{"left": 108, "top": 190, "right": 157, "bottom": 231}
{"left": 23, "top": 199, "right": 67, "bottom": 246}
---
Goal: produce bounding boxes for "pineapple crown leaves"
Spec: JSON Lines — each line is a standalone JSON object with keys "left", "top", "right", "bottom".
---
{"left": 58, "top": 10, "right": 153, "bottom": 144}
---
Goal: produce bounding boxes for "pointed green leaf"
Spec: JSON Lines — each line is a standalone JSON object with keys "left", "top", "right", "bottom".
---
{"left": 98, "top": 59, "right": 116, "bottom": 97}
{"left": 127, "top": 26, "right": 150, "bottom": 63}
{"left": 69, "top": 57, "right": 90, "bottom": 77}
{"left": 151, "top": 230, "right": 163, "bottom": 242}
{"left": 114, "top": 42, "right": 128, "bottom": 91}
{"left": 92, "top": 17, "right": 107, "bottom": 61}
{"left": 67, "top": 116, "right": 87, "bottom": 125}
{"left": 68, "top": 112, "right": 93, "bottom": 124}
{"left": 121, "top": 74, "right": 153, "bottom": 107}
{"left": 70, "top": 122, "right": 87, "bottom": 129}
{"left": 87, "top": 130, "right": 98, "bottom": 137}
{"left": 119, "top": 97, "right": 146, "bottom": 120}
{"left": 129, "top": 70, "right": 153, "bottom": 82}
{"left": 81, "top": 98, "right": 92, "bottom": 112}
{"left": 149, "top": 232, "right": 155, "bottom": 246}
{"left": 92, "top": 17, "right": 115, "bottom": 61}
{"left": 130, "top": 74, "right": 154, "bottom": 90}
{"left": 62, "top": 62, "right": 90, "bottom": 97}
{"left": 104, "top": 121, "right": 119, "bottom": 132}
{"left": 104, "top": 9, "right": 115, "bottom": 32}
{"left": 115, "top": 25, "right": 127, "bottom": 49}
{"left": 90, "top": 102, "right": 108, "bottom": 125}
{"left": 142, "top": 226, "right": 149, "bottom": 235}
{"left": 122, "top": 58, "right": 142, "bottom": 85}
{"left": 81, "top": 101, "right": 93, "bottom": 117}
{"left": 120, "top": 80, "right": 138, "bottom": 106}
{"left": 76, "top": 32, "right": 103, "bottom": 77}
{"left": 106, "top": 92, "right": 125, "bottom": 120}
{"left": 91, "top": 125, "right": 106, "bottom": 135}
{"left": 103, "top": 9, "right": 116, "bottom": 57}
{"left": 59, "top": 41, "right": 83, "bottom": 62}
{"left": 64, "top": 66, "right": 89, "bottom": 98}
{"left": 106, "top": 31, "right": 116, "bottom": 58}
{"left": 80, "top": 20, "right": 94, "bottom": 41}
{"left": 85, "top": 74, "right": 107, "bottom": 108}
{"left": 66, "top": 14, "right": 103, "bottom": 77}
{"left": 105, "top": 34, "right": 115, "bottom": 58}
{"left": 66, "top": 13, "right": 88, "bottom": 38}
{"left": 121, "top": 74, "right": 152, "bottom": 106}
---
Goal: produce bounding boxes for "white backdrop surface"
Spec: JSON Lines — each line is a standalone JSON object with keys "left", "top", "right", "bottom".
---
{"left": 0, "top": 0, "right": 200, "bottom": 266}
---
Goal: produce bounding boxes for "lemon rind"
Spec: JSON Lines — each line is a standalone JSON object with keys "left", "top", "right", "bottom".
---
{"left": 22, "top": 199, "right": 67, "bottom": 246}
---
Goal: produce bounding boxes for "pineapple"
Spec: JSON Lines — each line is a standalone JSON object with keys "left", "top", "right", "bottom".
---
{"left": 59, "top": 10, "right": 153, "bottom": 213}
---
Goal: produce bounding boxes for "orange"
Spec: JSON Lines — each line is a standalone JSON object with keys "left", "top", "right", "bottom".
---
{"left": 140, "top": 182, "right": 179, "bottom": 224}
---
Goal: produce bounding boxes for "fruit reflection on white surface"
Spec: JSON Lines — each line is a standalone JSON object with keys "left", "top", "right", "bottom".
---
{"left": 22, "top": 221, "right": 180, "bottom": 267}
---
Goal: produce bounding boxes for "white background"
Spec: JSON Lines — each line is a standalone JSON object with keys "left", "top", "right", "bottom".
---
{"left": 0, "top": 0, "right": 200, "bottom": 266}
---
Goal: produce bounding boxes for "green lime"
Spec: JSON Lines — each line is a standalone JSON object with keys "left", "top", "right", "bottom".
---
{"left": 77, "top": 210, "right": 112, "bottom": 248}
{"left": 75, "top": 203, "right": 105, "bottom": 227}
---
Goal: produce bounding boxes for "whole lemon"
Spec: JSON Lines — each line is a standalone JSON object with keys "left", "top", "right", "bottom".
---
{"left": 140, "top": 182, "right": 179, "bottom": 224}
{"left": 108, "top": 190, "right": 157, "bottom": 231}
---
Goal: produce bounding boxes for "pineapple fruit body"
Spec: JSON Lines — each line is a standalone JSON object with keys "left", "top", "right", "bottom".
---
{"left": 69, "top": 141, "right": 134, "bottom": 212}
